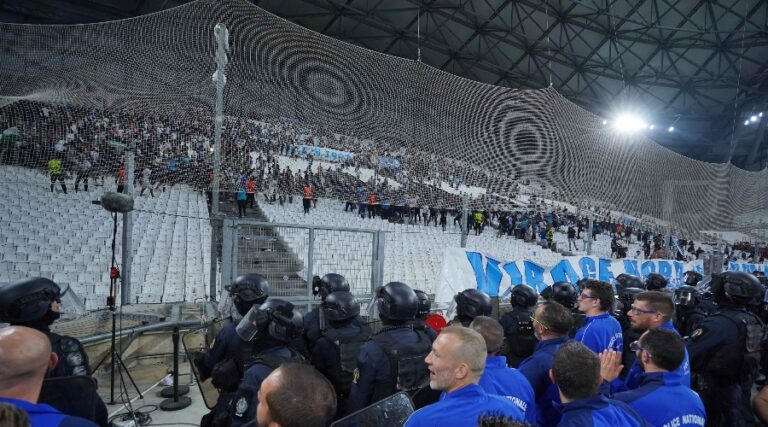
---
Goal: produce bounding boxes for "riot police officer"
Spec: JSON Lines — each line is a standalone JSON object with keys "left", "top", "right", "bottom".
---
{"left": 452, "top": 288, "right": 492, "bottom": 327}
{"left": 674, "top": 285, "right": 708, "bottom": 337}
{"left": 412, "top": 289, "right": 437, "bottom": 341}
{"left": 230, "top": 298, "right": 306, "bottom": 427}
{"left": 684, "top": 270, "right": 703, "bottom": 287}
{"left": 304, "top": 273, "right": 363, "bottom": 350}
{"left": 687, "top": 271, "right": 765, "bottom": 426}
{"left": 347, "top": 282, "right": 432, "bottom": 413}
{"left": 195, "top": 273, "right": 269, "bottom": 427}
{"left": 310, "top": 291, "right": 372, "bottom": 417}
{"left": 500, "top": 284, "right": 538, "bottom": 368}
{"left": 542, "top": 281, "right": 583, "bottom": 337}
{"left": 0, "top": 277, "right": 108, "bottom": 427}
{"left": 645, "top": 273, "right": 668, "bottom": 291}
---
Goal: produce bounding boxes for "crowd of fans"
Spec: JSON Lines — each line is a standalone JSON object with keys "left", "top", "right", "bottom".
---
{"left": 4, "top": 101, "right": 764, "bottom": 264}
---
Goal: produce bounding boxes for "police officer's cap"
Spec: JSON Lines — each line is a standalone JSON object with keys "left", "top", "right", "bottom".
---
{"left": 376, "top": 282, "right": 419, "bottom": 321}
{"left": 510, "top": 284, "right": 538, "bottom": 308}
{"left": 455, "top": 288, "right": 492, "bottom": 319}
{"left": 0, "top": 277, "right": 62, "bottom": 324}
{"left": 225, "top": 274, "right": 269, "bottom": 302}
{"left": 315, "top": 273, "right": 350, "bottom": 300}
{"left": 414, "top": 289, "right": 431, "bottom": 317}
{"left": 722, "top": 271, "right": 762, "bottom": 300}
{"left": 645, "top": 273, "right": 668, "bottom": 291}
{"left": 322, "top": 291, "right": 360, "bottom": 322}
{"left": 259, "top": 298, "right": 303, "bottom": 342}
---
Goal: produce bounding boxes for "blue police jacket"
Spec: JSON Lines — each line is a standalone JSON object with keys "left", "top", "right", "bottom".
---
{"left": 200, "top": 321, "right": 242, "bottom": 371}
{"left": 575, "top": 312, "right": 623, "bottom": 354}
{"left": 0, "top": 397, "right": 98, "bottom": 427}
{"left": 519, "top": 336, "right": 569, "bottom": 427}
{"left": 556, "top": 395, "right": 649, "bottom": 427}
{"left": 478, "top": 355, "right": 537, "bottom": 424}
{"left": 404, "top": 384, "right": 523, "bottom": 427}
{"left": 347, "top": 326, "right": 428, "bottom": 413}
{"left": 229, "top": 345, "right": 297, "bottom": 427}
{"left": 612, "top": 371, "right": 706, "bottom": 427}
{"left": 615, "top": 321, "right": 691, "bottom": 392}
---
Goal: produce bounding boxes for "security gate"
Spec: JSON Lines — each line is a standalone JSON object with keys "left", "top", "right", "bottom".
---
{"left": 220, "top": 219, "right": 385, "bottom": 310}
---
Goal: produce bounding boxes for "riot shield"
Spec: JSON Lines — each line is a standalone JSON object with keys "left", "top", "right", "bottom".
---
{"left": 39, "top": 376, "right": 97, "bottom": 422}
{"left": 183, "top": 320, "right": 225, "bottom": 409}
{"left": 330, "top": 392, "right": 414, "bottom": 427}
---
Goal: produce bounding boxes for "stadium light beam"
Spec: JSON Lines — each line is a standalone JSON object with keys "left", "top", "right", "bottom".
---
{"left": 613, "top": 115, "right": 647, "bottom": 133}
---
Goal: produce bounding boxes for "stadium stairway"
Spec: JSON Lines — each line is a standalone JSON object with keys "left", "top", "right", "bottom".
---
{"left": 0, "top": 166, "right": 211, "bottom": 310}
{"left": 223, "top": 198, "right": 308, "bottom": 298}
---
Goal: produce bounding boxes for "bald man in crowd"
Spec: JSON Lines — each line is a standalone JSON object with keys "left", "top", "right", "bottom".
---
{"left": 404, "top": 326, "right": 523, "bottom": 427}
{"left": 255, "top": 363, "right": 336, "bottom": 427}
{"left": 0, "top": 326, "right": 97, "bottom": 427}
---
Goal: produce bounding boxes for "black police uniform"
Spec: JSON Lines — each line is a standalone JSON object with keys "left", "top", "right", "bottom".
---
{"left": 687, "top": 272, "right": 765, "bottom": 427}
{"left": 229, "top": 298, "right": 306, "bottom": 427}
{"left": 0, "top": 278, "right": 108, "bottom": 427}
{"left": 500, "top": 285, "right": 538, "bottom": 369}
{"left": 196, "top": 274, "right": 269, "bottom": 427}
{"left": 312, "top": 320, "right": 372, "bottom": 417}
{"left": 346, "top": 325, "right": 431, "bottom": 412}
{"left": 229, "top": 342, "right": 306, "bottom": 427}
{"left": 347, "top": 282, "right": 431, "bottom": 413}
{"left": 499, "top": 306, "right": 535, "bottom": 368}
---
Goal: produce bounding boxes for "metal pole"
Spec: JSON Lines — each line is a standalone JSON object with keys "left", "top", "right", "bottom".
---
{"left": 306, "top": 228, "right": 315, "bottom": 313}
{"left": 210, "top": 24, "right": 229, "bottom": 300}
{"left": 460, "top": 195, "right": 468, "bottom": 248}
{"left": 121, "top": 149, "right": 134, "bottom": 305}
{"left": 586, "top": 217, "right": 593, "bottom": 255}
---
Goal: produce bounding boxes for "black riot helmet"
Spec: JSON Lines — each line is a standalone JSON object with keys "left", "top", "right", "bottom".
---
{"left": 684, "top": 271, "right": 703, "bottom": 287}
{"left": 259, "top": 299, "right": 303, "bottom": 342}
{"left": 615, "top": 274, "right": 644, "bottom": 294}
{"left": 0, "top": 277, "right": 63, "bottom": 324}
{"left": 510, "top": 285, "right": 538, "bottom": 308}
{"left": 226, "top": 274, "right": 270, "bottom": 303}
{"left": 548, "top": 282, "right": 577, "bottom": 308}
{"left": 645, "top": 273, "right": 668, "bottom": 291}
{"left": 376, "top": 282, "right": 419, "bottom": 322}
{"left": 674, "top": 286, "right": 700, "bottom": 307}
{"left": 322, "top": 291, "right": 360, "bottom": 322}
{"left": 722, "top": 271, "right": 762, "bottom": 302}
{"left": 455, "top": 289, "right": 492, "bottom": 320}
{"left": 314, "top": 273, "right": 350, "bottom": 300}
{"left": 414, "top": 290, "right": 431, "bottom": 320}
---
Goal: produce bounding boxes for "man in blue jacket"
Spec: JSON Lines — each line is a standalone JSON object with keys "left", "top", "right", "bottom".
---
{"left": 600, "top": 329, "right": 706, "bottom": 426}
{"left": 552, "top": 342, "right": 648, "bottom": 426}
{"left": 404, "top": 326, "right": 523, "bottom": 427}
{"left": 518, "top": 301, "right": 573, "bottom": 426}
{"left": 0, "top": 326, "right": 98, "bottom": 427}
{"left": 614, "top": 291, "right": 691, "bottom": 391}
{"left": 575, "top": 280, "right": 623, "bottom": 354}
{"left": 470, "top": 316, "right": 537, "bottom": 424}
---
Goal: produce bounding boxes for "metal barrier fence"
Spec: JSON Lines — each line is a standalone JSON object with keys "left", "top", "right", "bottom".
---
{"left": 220, "top": 219, "right": 385, "bottom": 310}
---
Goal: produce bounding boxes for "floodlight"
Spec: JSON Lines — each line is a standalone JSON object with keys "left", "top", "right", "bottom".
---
{"left": 750, "top": 115, "right": 758, "bottom": 122}
{"left": 668, "top": 126, "right": 674, "bottom": 132}
{"left": 613, "top": 115, "right": 647, "bottom": 133}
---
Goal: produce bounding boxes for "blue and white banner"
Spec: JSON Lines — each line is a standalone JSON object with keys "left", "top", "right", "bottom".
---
{"left": 436, "top": 248, "right": 768, "bottom": 304}
{"left": 377, "top": 155, "right": 401, "bottom": 170}
{"left": 295, "top": 144, "right": 354, "bottom": 162}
